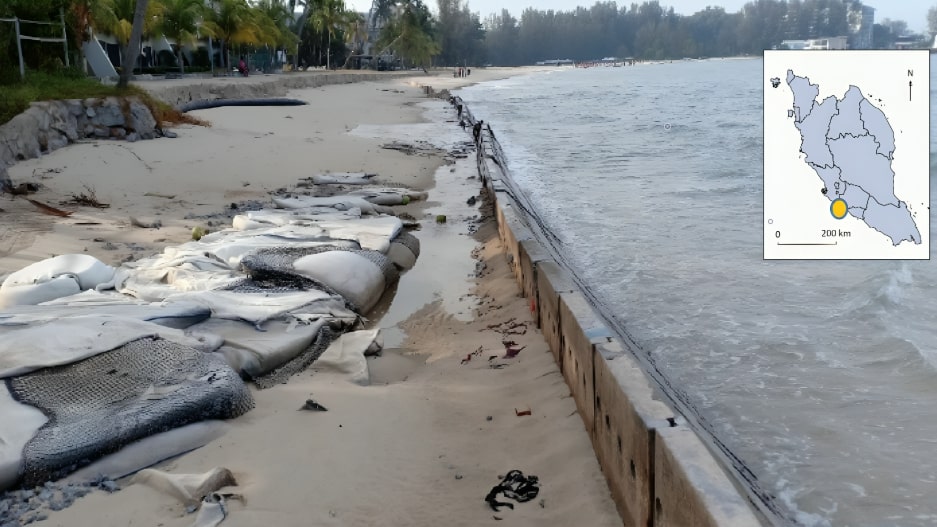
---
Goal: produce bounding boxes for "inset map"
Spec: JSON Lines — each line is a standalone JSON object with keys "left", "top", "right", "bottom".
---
{"left": 764, "top": 50, "right": 929, "bottom": 260}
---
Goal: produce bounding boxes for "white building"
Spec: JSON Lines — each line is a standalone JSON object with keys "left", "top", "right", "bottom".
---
{"left": 780, "top": 40, "right": 808, "bottom": 50}
{"left": 805, "top": 36, "right": 849, "bottom": 50}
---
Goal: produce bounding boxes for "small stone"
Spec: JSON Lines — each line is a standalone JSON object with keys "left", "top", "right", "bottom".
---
{"left": 100, "top": 480, "right": 119, "bottom": 493}
{"left": 486, "top": 415, "right": 493, "bottom": 421}
{"left": 454, "top": 474, "right": 463, "bottom": 480}
{"left": 126, "top": 133, "right": 139, "bottom": 143}
{"left": 163, "top": 130, "right": 178, "bottom": 139}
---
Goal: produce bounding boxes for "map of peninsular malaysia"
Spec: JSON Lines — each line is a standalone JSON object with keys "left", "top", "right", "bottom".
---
{"left": 786, "top": 69, "right": 922, "bottom": 246}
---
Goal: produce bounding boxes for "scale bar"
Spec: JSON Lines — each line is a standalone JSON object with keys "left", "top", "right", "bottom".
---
{"left": 776, "top": 242, "right": 838, "bottom": 246}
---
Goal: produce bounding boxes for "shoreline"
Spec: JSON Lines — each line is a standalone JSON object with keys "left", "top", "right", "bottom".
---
{"left": 0, "top": 70, "right": 623, "bottom": 526}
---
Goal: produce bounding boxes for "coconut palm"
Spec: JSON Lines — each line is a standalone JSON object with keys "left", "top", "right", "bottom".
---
{"left": 154, "top": 0, "right": 204, "bottom": 73}
{"left": 375, "top": 0, "right": 437, "bottom": 69}
{"left": 309, "top": 0, "right": 345, "bottom": 69}
{"left": 96, "top": 0, "right": 161, "bottom": 65}
{"left": 341, "top": 10, "right": 367, "bottom": 68}
{"left": 253, "top": 0, "right": 295, "bottom": 47}
{"left": 118, "top": 0, "right": 150, "bottom": 87}
{"left": 202, "top": 0, "right": 261, "bottom": 70}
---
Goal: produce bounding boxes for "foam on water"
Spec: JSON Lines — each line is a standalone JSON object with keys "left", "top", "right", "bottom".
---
{"left": 459, "top": 58, "right": 937, "bottom": 526}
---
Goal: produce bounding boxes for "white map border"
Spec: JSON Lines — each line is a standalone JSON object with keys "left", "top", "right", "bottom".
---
{"left": 763, "top": 50, "right": 930, "bottom": 260}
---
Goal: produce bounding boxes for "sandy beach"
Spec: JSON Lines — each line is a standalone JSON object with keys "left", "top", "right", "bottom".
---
{"left": 0, "top": 67, "right": 621, "bottom": 526}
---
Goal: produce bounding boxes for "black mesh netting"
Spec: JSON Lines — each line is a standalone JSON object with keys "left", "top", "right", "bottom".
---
{"left": 8, "top": 338, "right": 254, "bottom": 486}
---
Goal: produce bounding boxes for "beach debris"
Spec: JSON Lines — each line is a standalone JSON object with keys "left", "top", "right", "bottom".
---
{"left": 436, "top": 215, "right": 447, "bottom": 223}
{"left": 0, "top": 481, "right": 94, "bottom": 524}
{"left": 301, "top": 398, "right": 328, "bottom": 412}
{"left": 27, "top": 198, "right": 72, "bottom": 217}
{"left": 32, "top": 167, "right": 62, "bottom": 179}
{"left": 132, "top": 467, "right": 237, "bottom": 511}
{"left": 66, "top": 185, "right": 109, "bottom": 208}
{"left": 514, "top": 407, "right": 531, "bottom": 417}
{"left": 192, "top": 226, "right": 209, "bottom": 241}
{"left": 455, "top": 474, "right": 463, "bottom": 480}
{"left": 192, "top": 493, "right": 227, "bottom": 527}
{"left": 503, "top": 345, "right": 525, "bottom": 359}
{"left": 143, "top": 192, "right": 176, "bottom": 199}
{"left": 3, "top": 182, "right": 40, "bottom": 196}
{"left": 460, "top": 345, "right": 484, "bottom": 365}
{"left": 484, "top": 470, "right": 540, "bottom": 512}
{"left": 486, "top": 415, "right": 493, "bottom": 421}
{"left": 466, "top": 196, "right": 477, "bottom": 206}
{"left": 380, "top": 141, "right": 444, "bottom": 157}
{"left": 484, "top": 318, "right": 527, "bottom": 336}
{"left": 130, "top": 216, "right": 162, "bottom": 229}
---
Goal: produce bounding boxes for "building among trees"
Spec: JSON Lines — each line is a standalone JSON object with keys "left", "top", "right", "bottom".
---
{"left": 847, "top": 3, "right": 875, "bottom": 49}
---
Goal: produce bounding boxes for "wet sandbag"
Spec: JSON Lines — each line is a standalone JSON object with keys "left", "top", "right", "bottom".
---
{"left": 387, "top": 230, "right": 421, "bottom": 270}
{"left": 8, "top": 337, "right": 254, "bottom": 486}
{"left": 190, "top": 317, "right": 330, "bottom": 378}
{"left": 0, "top": 295, "right": 210, "bottom": 330}
{"left": 241, "top": 246, "right": 397, "bottom": 314}
{"left": 309, "top": 172, "right": 379, "bottom": 185}
{"left": 0, "top": 255, "right": 115, "bottom": 308}
{"left": 272, "top": 195, "right": 394, "bottom": 216}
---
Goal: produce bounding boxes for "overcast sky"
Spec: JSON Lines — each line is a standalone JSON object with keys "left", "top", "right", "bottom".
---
{"left": 345, "top": 0, "right": 932, "bottom": 33}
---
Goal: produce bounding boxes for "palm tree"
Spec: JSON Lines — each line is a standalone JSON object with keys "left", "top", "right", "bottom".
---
{"left": 154, "top": 0, "right": 204, "bottom": 73}
{"left": 202, "top": 0, "right": 260, "bottom": 71}
{"left": 341, "top": 10, "right": 367, "bottom": 68}
{"left": 252, "top": 0, "right": 297, "bottom": 70}
{"left": 96, "top": 0, "right": 160, "bottom": 69}
{"left": 375, "top": 0, "right": 437, "bottom": 70}
{"left": 309, "top": 0, "right": 345, "bottom": 69}
{"left": 118, "top": 0, "right": 150, "bottom": 88}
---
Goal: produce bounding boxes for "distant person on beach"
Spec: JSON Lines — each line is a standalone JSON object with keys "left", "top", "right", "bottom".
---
{"left": 238, "top": 56, "right": 248, "bottom": 77}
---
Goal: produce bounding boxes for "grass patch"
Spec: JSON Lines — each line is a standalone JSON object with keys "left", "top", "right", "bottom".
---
{"left": 0, "top": 68, "right": 207, "bottom": 128}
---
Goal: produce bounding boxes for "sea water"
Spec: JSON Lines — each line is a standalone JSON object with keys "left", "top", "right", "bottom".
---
{"left": 457, "top": 57, "right": 937, "bottom": 526}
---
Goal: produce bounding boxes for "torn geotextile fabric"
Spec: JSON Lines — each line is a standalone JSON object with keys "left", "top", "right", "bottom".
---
{"left": 7, "top": 337, "right": 254, "bottom": 486}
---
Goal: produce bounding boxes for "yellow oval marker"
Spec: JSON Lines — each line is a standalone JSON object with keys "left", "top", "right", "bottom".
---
{"left": 830, "top": 198, "right": 848, "bottom": 219}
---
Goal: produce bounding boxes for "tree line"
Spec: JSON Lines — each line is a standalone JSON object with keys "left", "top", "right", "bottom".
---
{"left": 483, "top": 0, "right": 901, "bottom": 65}
{"left": 1, "top": 0, "right": 922, "bottom": 82}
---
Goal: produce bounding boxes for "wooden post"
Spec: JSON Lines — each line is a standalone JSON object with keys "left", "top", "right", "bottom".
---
{"left": 60, "top": 9, "right": 70, "bottom": 67}
{"left": 14, "top": 17, "right": 25, "bottom": 79}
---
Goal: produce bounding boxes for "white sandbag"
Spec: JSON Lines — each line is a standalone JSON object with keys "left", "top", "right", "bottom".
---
{"left": 231, "top": 208, "right": 361, "bottom": 231}
{"left": 312, "top": 216, "right": 403, "bottom": 253}
{"left": 66, "top": 422, "right": 229, "bottom": 484}
{"left": 314, "top": 329, "right": 381, "bottom": 385}
{"left": 387, "top": 240, "right": 418, "bottom": 269}
{"left": 0, "top": 275, "right": 81, "bottom": 309}
{"left": 311, "top": 172, "right": 378, "bottom": 185}
{"left": 272, "top": 195, "right": 394, "bottom": 216}
{"left": 2, "top": 254, "right": 114, "bottom": 291}
{"left": 165, "top": 289, "right": 337, "bottom": 326}
{"left": 0, "top": 385, "right": 48, "bottom": 491}
{"left": 190, "top": 318, "right": 328, "bottom": 377}
{"left": 349, "top": 187, "right": 428, "bottom": 205}
{"left": 0, "top": 295, "right": 211, "bottom": 330}
{"left": 292, "top": 251, "right": 386, "bottom": 313}
{"left": 0, "top": 316, "right": 165, "bottom": 378}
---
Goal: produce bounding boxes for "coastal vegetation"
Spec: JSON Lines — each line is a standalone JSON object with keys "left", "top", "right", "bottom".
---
{"left": 484, "top": 0, "right": 917, "bottom": 65}
{"left": 0, "top": 0, "right": 927, "bottom": 119}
